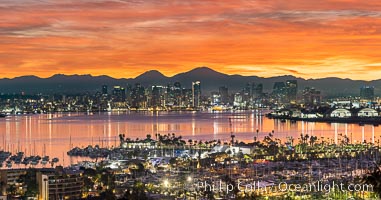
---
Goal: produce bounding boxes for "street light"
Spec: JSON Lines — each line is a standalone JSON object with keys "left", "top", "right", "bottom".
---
{"left": 163, "top": 179, "right": 169, "bottom": 187}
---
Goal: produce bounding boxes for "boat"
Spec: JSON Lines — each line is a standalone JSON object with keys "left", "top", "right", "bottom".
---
{"left": 0, "top": 114, "right": 6, "bottom": 118}
{"left": 6, "top": 161, "right": 12, "bottom": 168}
{"left": 41, "top": 156, "right": 49, "bottom": 165}
{"left": 31, "top": 160, "right": 39, "bottom": 165}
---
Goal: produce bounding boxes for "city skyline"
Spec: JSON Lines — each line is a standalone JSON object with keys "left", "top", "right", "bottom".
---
{"left": 2, "top": 0, "right": 381, "bottom": 80}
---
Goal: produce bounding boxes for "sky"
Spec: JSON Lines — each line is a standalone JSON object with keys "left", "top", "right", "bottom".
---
{"left": 1, "top": 0, "right": 381, "bottom": 80}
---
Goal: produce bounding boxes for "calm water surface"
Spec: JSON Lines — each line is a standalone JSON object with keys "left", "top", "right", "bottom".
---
{"left": 0, "top": 110, "right": 379, "bottom": 167}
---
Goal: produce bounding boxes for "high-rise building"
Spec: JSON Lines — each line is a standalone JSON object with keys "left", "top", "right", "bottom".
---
{"left": 165, "top": 83, "right": 175, "bottom": 106}
{"left": 360, "top": 86, "right": 375, "bottom": 100}
{"left": 211, "top": 92, "right": 221, "bottom": 105}
{"left": 182, "top": 88, "right": 193, "bottom": 107}
{"left": 219, "top": 86, "right": 229, "bottom": 105}
{"left": 102, "top": 85, "right": 108, "bottom": 95}
{"left": 233, "top": 92, "right": 243, "bottom": 107}
{"left": 303, "top": 87, "right": 321, "bottom": 106}
{"left": 273, "top": 82, "right": 286, "bottom": 102}
{"left": 112, "top": 86, "right": 126, "bottom": 101}
{"left": 151, "top": 85, "right": 164, "bottom": 107}
{"left": 286, "top": 80, "right": 298, "bottom": 102}
{"left": 131, "top": 83, "right": 145, "bottom": 108}
{"left": 243, "top": 83, "right": 251, "bottom": 102}
{"left": 252, "top": 83, "right": 263, "bottom": 99}
{"left": 273, "top": 82, "right": 286, "bottom": 95}
{"left": 192, "top": 81, "right": 201, "bottom": 108}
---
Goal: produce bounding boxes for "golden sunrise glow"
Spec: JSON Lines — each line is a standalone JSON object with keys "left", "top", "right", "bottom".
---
{"left": 1, "top": 0, "right": 381, "bottom": 80}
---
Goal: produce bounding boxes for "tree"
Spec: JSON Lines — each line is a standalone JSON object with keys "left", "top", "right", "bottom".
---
{"left": 363, "top": 161, "right": 381, "bottom": 197}
{"left": 99, "top": 189, "right": 116, "bottom": 200}
{"left": 121, "top": 181, "right": 152, "bottom": 200}
{"left": 19, "top": 168, "right": 39, "bottom": 198}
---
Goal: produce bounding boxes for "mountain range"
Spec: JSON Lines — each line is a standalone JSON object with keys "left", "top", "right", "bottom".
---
{"left": 0, "top": 67, "right": 378, "bottom": 97}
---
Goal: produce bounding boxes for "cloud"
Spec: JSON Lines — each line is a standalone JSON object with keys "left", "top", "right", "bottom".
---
{"left": 1, "top": 0, "right": 381, "bottom": 80}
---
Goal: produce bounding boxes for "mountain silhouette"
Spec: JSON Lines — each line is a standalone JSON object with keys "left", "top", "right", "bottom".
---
{"left": 0, "top": 67, "right": 375, "bottom": 97}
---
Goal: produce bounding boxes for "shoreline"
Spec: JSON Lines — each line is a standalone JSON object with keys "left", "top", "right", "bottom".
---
{"left": 267, "top": 114, "right": 381, "bottom": 125}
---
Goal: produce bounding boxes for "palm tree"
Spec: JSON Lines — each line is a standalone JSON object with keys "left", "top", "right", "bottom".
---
{"left": 146, "top": 134, "right": 151, "bottom": 140}
{"left": 230, "top": 134, "right": 235, "bottom": 146}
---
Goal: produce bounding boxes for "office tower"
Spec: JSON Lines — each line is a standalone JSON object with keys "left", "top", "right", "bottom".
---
{"left": 254, "top": 83, "right": 263, "bottom": 98}
{"left": 211, "top": 92, "right": 221, "bottom": 105}
{"left": 173, "top": 82, "right": 182, "bottom": 106}
{"left": 102, "top": 85, "right": 108, "bottom": 95}
{"left": 151, "top": 85, "right": 164, "bottom": 107}
{"left": 182, "top": 88, "right": 193, "bottom": 107}
{"left": 273, "top": 82, "right": 286, "bottom": 95}
{"left": 303, "top": 87, "right": 321, "bottom": 106}
{"left": 131, "top": 83, "right": 145, "bottom": 108}
{"left": 360, "top": 86, "right": 375, "bottom": 100}
{"left": 286, "top": 80, "right": 298, "bottom": 102}
{"left": 219, "top": 86, "right": 229, "bottom": 104}
{"left": 192, "top": 81, "right": 201, "bottom": 108}
{"left": 112, "top": 86, "right": 126, "bottom": 101}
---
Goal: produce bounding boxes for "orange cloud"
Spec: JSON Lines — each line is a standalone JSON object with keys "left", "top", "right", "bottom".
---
{"left": 1, "top": 0, "right": 381, "bottom": 80}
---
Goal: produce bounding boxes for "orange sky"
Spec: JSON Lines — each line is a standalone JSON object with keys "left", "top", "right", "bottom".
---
{"left": 2, "top": 0, "right": 381, "bottom": 80}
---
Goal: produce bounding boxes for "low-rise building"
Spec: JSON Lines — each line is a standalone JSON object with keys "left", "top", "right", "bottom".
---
{"left": 330, "top": 108, "right": 352, "bottom": 118}
{"left": 357, "top": 108, "right": 379, "bottom": 117}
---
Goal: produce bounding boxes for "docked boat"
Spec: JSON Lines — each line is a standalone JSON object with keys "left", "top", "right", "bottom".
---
{"left": 41, "top": 156, "right": 49, "bottom": 165}
{"left": 6, "top": 161, "right": 12, "bottom": 168}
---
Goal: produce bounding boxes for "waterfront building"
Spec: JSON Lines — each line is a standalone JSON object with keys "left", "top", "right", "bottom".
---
{"left": 211, "top": 92, "right": 221, "bottom": 105}
{"left": 357, "top": 108, "right": 379, "bottom": 117}
{"left": 330, "top": 108, "right": 352, "bottom": 118}
{"left": 233, "top": 92, "right": 243, "bottom": 107}
{"left": 192, "top": 81, "right": 201, "bottom": 108}
{"left": 121, "top": 139, "right": 157, "bottom": 149}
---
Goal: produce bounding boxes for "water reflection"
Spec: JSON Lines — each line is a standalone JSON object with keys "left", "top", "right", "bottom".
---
{"left": 0, "top": 111, "right": 379, "bottom": 167}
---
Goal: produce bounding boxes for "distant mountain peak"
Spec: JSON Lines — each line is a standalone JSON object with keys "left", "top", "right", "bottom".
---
{"left": 135, "top": 70, "right": 167, "bottom": 80}
{"left": 188, "top": 66, "right": 219, "bottom": 73}
{"left": 179, "top": 66, "right": 227, "bottom": 78}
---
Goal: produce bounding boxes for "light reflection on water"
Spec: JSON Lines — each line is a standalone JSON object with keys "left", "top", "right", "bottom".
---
{"left": 0, "top": 110, "right": 379, "bottom": 167}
